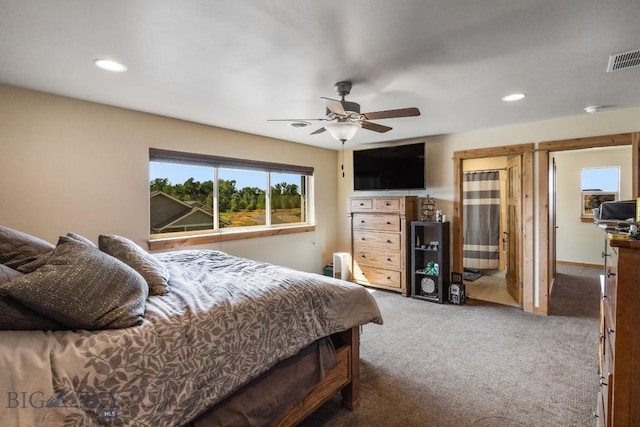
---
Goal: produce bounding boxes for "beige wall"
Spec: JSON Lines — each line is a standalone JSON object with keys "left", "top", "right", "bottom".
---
{"left": 554, "top": 147, "right": 632, "bottom": 265}
{"left": 338, "top": 106, "right": 640, "bottom": 308}
{"left": 3, "top": 83, "right": 639, "bottom": 307}
{"left": 0, "top": 84, "right": 339, "bottom": 273}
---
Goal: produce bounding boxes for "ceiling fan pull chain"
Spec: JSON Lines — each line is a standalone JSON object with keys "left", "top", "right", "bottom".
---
{"left": 341, "top": 140, "right": 345, "bottom": 178}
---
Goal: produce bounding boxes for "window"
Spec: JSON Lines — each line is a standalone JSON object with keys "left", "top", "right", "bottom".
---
{"left": 580, "top": 166, "right": 619, "bottom": 218}
{"left": 149, "top": 149, "right": 314, "bottom": 246}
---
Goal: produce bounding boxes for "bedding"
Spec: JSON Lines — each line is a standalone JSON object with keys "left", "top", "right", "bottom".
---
{"left": 99, "top": 234, "right": 170, "bottom": 296}
{"left": 0, "top": 225, "right": 54, "bottom": 269}
{"left": 0, "top": 236, "right": 148, "bottom": 330}
{"left": 0, "top": 264, "right": 65, "bottom": 331}
{"left": 0, "top": 249, "right": 382, "bottom": 427}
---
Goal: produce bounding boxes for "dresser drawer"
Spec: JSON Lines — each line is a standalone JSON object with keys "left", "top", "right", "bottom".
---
{"left": 604, "top": 270, "right": 617, "bottom": 331}
{"left": 353, "top": 231, "right": 401, "bottom": 250}
{"left": 350, "top": 198, "right": 373, "bottom": 211}
{"left": 596, "top": 391, "right": 606, "bottom": 427}
{"left": 374, "top": 198, "right": 401, "bottom": 212}
{"left": 605, "top": 316, "right": 615, "bottom": 364}
{"left": 352, "top": 214, "right": 400, "bottom": 232}
{"left": 352, "top": 265, "right": 401, "bottom": 289}
{"left": 354, "top": 248, "right": 401, "bottom": 269}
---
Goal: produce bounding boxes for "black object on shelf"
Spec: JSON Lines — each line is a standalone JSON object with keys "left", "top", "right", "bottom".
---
{"left": 410, "top": 221, "right": 450, "bottom": 303}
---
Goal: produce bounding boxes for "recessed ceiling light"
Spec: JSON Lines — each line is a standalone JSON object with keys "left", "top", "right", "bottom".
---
{"left": 501, "top": 93, "right": 526, "bottom": 102}
{"left": 93, "top": 59, "right": 127, "bottom": 72}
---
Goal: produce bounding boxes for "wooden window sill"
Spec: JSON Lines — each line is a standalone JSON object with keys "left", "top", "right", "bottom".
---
{"left": 148, "top": 224, "right": 316, "bottom": 251}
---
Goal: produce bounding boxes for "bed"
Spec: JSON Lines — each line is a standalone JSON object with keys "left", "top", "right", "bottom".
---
{"left": 0, "top": 226, "right": 382, "bottom": 426}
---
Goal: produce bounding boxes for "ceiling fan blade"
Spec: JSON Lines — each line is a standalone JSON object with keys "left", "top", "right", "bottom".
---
{"left": 267, "top": 118, "right": 326, "bottom": 122}
{"left": 361, "top": 121, "right": 392, "bottom": 133}
{"left": 320, "top": 97, "right": 346, "bottom": 115}
{"left": 310, "top": 127, "right": 326, "bottom": 135}
{"left": 363, "top": 107, "right": 421, "bottom": 120}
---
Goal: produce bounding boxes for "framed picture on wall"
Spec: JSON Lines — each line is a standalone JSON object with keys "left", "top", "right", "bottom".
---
{"left": 581, "top": 191, "right": 617, "bottom": 218}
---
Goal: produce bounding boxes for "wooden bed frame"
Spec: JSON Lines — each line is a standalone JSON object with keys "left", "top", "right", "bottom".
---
{"left": 190, "top": 326, "right": 361, "bottom": 427}
{"left": 274, "top": 326, "right": 361, "bottom": 426}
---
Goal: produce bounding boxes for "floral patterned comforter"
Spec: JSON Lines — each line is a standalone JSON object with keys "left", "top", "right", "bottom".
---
{"left": 0, "top": 250, "right": 382, "bottom": 426}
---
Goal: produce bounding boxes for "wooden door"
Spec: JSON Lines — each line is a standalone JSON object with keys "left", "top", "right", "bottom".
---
{"left": 551, "top": 158, "right": 557, "bottom": 278}
{"left": 506, "top": 156, "right": 522, "bottom": 306}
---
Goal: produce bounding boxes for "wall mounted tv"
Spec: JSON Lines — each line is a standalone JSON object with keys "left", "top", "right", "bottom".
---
{"left": 353, "top": 142, "right": 425, "bottom": 191}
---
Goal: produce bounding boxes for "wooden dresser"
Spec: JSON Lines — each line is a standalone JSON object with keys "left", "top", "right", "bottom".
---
{"left": 597, "top": 237, "right": 640, "bottom": 426}
{"left": 348, "top": 196, "right": 417, "bottom": 296}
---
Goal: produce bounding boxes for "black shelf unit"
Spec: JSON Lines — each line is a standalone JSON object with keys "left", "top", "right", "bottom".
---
{"left": 410, "top": 221, "right": 450, "bottom": 303}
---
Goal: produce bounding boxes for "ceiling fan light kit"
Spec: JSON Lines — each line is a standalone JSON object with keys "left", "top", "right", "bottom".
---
{"left": 269, "top": 80, "right": 420, "bottom": 144}
{"left": 325, "top": 120, "right": 361, "bottom": 143}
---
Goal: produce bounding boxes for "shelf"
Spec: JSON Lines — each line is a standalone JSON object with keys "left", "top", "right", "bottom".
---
{"left": 411, "top": 294, "right": 440, "bottom": 302}
{"left": 410, "top": 221, "right": 450, "bottom": 304}
{"left": 414, "top": 271, "right": 440, "bottom": 278}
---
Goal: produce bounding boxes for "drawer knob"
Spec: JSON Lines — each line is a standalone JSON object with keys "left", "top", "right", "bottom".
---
{"left": 361, "top": 220, "right": 366, "bottom": 223}
{"left": 607, "top": 270, "right": 616, "bottom": 278}
{"left": 387, "top": 258, "right": 392, "bottom": 262}
{"left": 361, "top": 254, "right": 366, "bottom": 258}
{"left": 385, "top": 202, "right": 390, "bottom": 206}
{"left": 361, "top": 237, "right": 366, "bottom": 240}
{"left": 386, "top": 221, "right": 391, "bottom": 225}
{"left": 608, "top": 327, "right": 614, "bottom": 334}
{"left": 601, "top": 294, "right": 607, "bottom": 300}
{"left": 601, "top": 251, "right": 609, "bottom": 258}
{"left": 386, "top": 276, "right": 391, "bottom": 280}
{"left": 386, "top": 239, "right": 392, "bottom": 243}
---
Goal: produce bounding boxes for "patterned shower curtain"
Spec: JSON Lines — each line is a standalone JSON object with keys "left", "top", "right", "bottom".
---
{"left": 463, "top": 171, "right": 501, "bottom": 269}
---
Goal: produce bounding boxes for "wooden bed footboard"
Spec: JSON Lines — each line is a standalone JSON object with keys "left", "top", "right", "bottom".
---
{"left": 274, "top": 325, "right": 361, "bottom": 426}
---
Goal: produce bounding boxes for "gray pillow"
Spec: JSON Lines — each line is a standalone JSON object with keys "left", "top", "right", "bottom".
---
{"left": 0, "top": 236, "right": 148, "bottom": 330}
{"left": 0, "top": 225, "right": 54, "bottom": 269}
{"left": 66, "top": 232, "right": 96, "bottom": 247}
{"left": 18, "top": 232, "right": 94, "bottom": 274}
{"left": 0, "top": 264, "right": 65, "bottom": 331}
{"left": 99, "top": 234, "right": 170, "bottom": 296}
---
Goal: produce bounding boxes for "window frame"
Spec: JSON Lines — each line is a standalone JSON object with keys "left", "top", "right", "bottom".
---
{"left": 148, "top": 148, "right": 315, "bottom": 250}
{"left": 579, "top": 166, "right": 620, "bottom": 220}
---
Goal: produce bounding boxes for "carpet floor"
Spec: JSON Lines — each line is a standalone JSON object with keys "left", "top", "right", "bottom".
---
{"left": 300, "top": 266, "right": 600, "bottom": 426}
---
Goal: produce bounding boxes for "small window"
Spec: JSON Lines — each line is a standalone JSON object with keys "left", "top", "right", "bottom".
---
{"left": 580, "top": 167, "right": 619, "bottom": 218}
{"left": 270, "top": 172, "right": 307, "bottom": 225}
{"left": 149, "top": 149, "right": 314, "bottom": 239}
{"left": 218, "top": 168, "right": 267, "bottom": 229}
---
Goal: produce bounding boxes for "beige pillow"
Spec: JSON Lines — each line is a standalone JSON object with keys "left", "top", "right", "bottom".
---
{"left": 0, "top": 236, "right": 148, "bottom": 330}
{"left": 99, "top": 234, "right": 170, "bottom": 296}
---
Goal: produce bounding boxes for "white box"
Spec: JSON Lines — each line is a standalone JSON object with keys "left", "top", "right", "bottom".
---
{"left": 332, "top": 252, "right": 351, "bottom": 281}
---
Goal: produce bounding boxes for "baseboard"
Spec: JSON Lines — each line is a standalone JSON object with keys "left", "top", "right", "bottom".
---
{"left": 556, "top": 260, "right": 602, "bottom": 269}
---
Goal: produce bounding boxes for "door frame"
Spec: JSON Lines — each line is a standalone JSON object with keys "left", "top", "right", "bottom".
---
{"left": 453, "top": 143, "right": 535, "bottom": 313}
{"left": 506, "top": 155, "right": 523, "bottom": 306}
{"left": 537, "top": 132, "right": 640, "bottom": 315}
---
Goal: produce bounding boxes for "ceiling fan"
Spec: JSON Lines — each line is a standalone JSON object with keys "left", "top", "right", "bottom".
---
{"left": 269, "top": 81, "right": 421, "bottom": 143}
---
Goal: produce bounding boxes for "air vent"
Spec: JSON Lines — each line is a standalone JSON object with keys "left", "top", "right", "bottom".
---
{"left": 607, "top": 49, "right": 640, "bottom": 72}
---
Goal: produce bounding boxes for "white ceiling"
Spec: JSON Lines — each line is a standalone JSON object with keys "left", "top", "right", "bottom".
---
{"left": 1, "top": 0, "right": 640, "bottom": 150}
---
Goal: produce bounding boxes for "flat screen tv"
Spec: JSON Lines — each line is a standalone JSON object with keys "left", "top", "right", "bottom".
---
{"left": 353, "top": 142, "right": 425, "bottom": 191}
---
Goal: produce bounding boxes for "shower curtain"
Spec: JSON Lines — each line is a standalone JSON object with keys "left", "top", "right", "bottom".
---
{"left": 463, "top": 171, "right": 501, "bottom": 270}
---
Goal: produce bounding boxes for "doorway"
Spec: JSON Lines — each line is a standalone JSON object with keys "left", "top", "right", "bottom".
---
{"left": 460, "top": 156, "right": 517, "bottom": 307}
{"left": 538, "top": 133, "right": 640, "bottom": 312}
{"left": 453, "top": 144, "right": 534, "bottom": 312}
